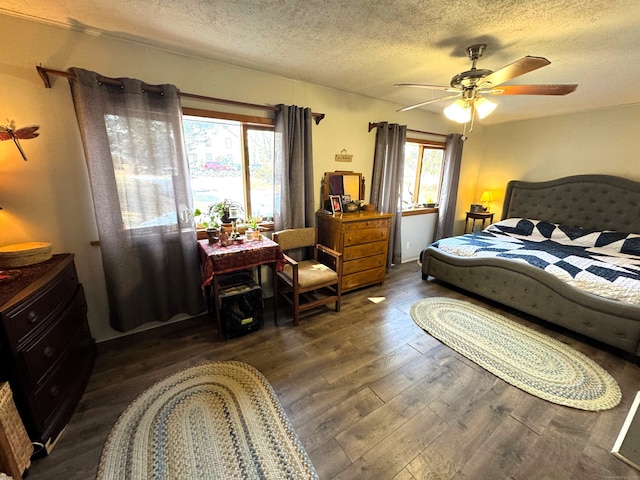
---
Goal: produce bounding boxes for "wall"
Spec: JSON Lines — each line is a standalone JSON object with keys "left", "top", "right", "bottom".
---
{"left": 400, "top": 213, "right": 438, "bottom": 263}
{"left": 476, "top": 105, "right": 640, "bottom": 220}
{"left": 0, "top": 14, "right": 467, "bottom": 341}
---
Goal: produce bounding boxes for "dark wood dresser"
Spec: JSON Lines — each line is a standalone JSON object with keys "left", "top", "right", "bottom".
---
{"left": 0, "top": 254, "right": 95, "bottom": 453}
{"left": 317, "top": 211, "right": 393, "bottom": 292}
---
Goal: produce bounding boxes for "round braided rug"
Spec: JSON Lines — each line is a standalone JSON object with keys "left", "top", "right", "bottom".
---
{"left": 410, "top": 297, "right": 621, "bottom": 411}
{"left": 96, "top": 361, "right": 318, "bottom": 480}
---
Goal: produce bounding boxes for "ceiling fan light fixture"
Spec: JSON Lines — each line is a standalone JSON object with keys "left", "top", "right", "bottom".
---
{"left": 474, "top": 97, "right": 497, "bottom": 119}
{"left": 443, "top": 99, "right": 471, "bottom": 123}
{"left": 396, "top": 44, "right": 576, "bottom": 128}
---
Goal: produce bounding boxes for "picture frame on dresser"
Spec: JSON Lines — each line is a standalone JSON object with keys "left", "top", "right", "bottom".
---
{"left": 329, "top": 195, "right": 342, "bottom": 214}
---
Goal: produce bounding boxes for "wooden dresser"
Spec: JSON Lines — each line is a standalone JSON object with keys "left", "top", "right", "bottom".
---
{"left": 0, "top": 254, "right": 96, "bottom": 454}
{"left": 317, "top": 211, "right": 393, "bottom": 292}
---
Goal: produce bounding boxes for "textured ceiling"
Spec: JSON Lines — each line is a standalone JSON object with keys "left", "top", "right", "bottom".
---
{"left": 3, "top": 0, "right": 640, "bottom": 124}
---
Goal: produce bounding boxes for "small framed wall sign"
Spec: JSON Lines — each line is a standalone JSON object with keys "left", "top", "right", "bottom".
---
{"left": 335, "top": 149, "right": 353, "bottom": 162}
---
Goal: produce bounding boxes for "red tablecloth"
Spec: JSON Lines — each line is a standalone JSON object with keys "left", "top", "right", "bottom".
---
{"left": 198, "top": 237, "right": 285, "bottom": 288}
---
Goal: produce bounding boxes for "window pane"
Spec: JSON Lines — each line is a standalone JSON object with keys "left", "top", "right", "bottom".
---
{"left": 402, "top": 141, "right": 445, "bottom": 209}
{"left": 247, "top": 128, "right": 274, "bottom": 219}
{"left": 418, "top": 148, "right": 444, "bottom": 205}
{"left": 402, "top": 143, "right": 420, "bottom": 208}
{"left": 104, "top": 114, "right": 178, "bottom": 229}
{"left": 184, "top": 116, "right": 244, "bottom": 217}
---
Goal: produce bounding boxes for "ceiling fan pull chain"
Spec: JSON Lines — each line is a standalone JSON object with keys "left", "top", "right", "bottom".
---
{"left": 469, "top": 103, "right": 476, "bottom": 132}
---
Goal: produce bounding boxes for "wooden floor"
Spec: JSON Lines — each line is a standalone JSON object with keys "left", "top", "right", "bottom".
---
{"left": 26, "top": 261, "right": 640, "bottom": 479}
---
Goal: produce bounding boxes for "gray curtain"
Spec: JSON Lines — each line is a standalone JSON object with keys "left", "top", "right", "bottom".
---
{"left": 274, "top": 104, "right": 315, "bottom": 231}
{"left": 370, "top": 122, "right": 407, "bottom": 267}
{"left": 69, "top": 68, "right": 204, "bottom": 332}
{"left": 434, "top": 133, "right": 464, "bottom": 240}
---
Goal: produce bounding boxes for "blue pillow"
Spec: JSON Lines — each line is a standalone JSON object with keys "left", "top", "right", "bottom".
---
{"left": 621, "top": 236, "right": 640, "bottom": 256}
{"left": 535, "top": 221, "right": 557, "bottom": 238}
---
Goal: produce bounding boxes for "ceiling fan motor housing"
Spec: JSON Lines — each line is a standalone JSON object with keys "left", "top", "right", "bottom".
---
{"left": 450, "top": 68, "right": 493, "bottom": 89}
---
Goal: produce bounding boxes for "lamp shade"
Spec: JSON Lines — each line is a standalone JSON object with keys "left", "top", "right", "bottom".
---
{"left": 474, "top": 97, "right": 497, "bottom": 119}
{"left": 443, "top": 100, "right": 471, "bottom": 123}
{"left": 480, "top": 191, "right": 493, "bottom": 202}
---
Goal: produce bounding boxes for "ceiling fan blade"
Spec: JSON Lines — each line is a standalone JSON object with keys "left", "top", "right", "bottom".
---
{"left": 487, "top": 84, "right": 578, "bottom": 96}
{"left": 397, "top": 93, "right": 461, "bottom": 112}
{"left": 394, "top": 83, "right": 454, "bottom": 91}
{"left": 481, "top": 56, "right": 551, "bottom": 88}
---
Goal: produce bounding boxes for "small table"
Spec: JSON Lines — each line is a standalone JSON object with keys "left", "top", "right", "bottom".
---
{"left": 464, "top": 211, "right": 494, "bottom": 233}
{"left": 198, "top": 237, "right": 285, "bottom": 340}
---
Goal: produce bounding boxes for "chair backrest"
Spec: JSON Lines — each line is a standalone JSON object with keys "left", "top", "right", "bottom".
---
{"left": 273, "top": 227, "right": 316, "bottom": 252}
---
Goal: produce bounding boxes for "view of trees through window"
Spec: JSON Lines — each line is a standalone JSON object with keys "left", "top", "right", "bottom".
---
{"left": 402, "top": 140, "right": 445, "bottom": 209}
{"left": 183, "top": 115, "right": 274, "bottom": 222}
{"left": 104, "top": 114, "right": 180, "bottom": 230}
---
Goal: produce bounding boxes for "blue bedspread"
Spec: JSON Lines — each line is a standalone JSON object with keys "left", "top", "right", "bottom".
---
{"left": 432, "top": 218, "right": 640, "bottom": 304}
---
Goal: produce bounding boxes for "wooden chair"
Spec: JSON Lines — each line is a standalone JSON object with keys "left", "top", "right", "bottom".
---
{"left": 272, "top": 227, "right": 342, "bottom": 326}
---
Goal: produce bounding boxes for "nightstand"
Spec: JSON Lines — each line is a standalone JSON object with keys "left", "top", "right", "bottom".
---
{"left": 464, "top": 211, "right": 494, "bottom": 233}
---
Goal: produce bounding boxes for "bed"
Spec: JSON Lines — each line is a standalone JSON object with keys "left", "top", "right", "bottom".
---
{"left": 420, "top": 174, "right": 640, "bottom": 357}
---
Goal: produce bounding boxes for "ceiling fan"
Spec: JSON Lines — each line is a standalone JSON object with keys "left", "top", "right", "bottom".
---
{"left": 395, "top": 44, "right": 578, "bottom": 124}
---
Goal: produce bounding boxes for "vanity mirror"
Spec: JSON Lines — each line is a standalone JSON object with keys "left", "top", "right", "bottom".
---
{"left": 322, "top": 171, "right": 365, "bottom": 211}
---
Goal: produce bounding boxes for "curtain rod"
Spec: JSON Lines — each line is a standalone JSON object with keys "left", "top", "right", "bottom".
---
{"left": 367, "top": 122, "right": 447, "bottom": 138}
{"left": 36, "top": 66, "right": 326, "bottom": 125}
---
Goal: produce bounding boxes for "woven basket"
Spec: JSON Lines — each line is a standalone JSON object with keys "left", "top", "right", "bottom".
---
{"left": 0, "top": 383, "right": 32, "bottom": 479}
{"left": 0, "top": 242, "right": 52, "bottom": 268}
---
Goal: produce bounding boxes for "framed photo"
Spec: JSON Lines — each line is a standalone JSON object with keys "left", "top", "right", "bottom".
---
{"left": 329, "top": 195, "right": 342, "bottom": 214}
{"left": 342, "top": 194, "right": 351, "bottom": 204}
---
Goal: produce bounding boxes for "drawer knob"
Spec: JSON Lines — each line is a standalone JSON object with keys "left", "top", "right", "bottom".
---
{"left": 50, "top": 385, "right": 60, "bottom": 398}
{"left": 43, "top": 346, "right": 55, "bottom": 358}
{"left": 28, "top": 310, "right": 39, "bottom": 324}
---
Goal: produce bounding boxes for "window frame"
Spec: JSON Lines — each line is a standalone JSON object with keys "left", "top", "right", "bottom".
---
{"left": 402, "top": 137, "right": 446, "bottom": 216}
{"left": 182, "top": 107, "right": 274, "bottom": 221}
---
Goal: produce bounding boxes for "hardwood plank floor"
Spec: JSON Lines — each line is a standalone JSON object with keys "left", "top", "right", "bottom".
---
{"left": 25, "top": 261, "right": 640, "bottom": 479}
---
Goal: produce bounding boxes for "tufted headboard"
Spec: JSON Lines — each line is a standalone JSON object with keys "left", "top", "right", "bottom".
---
{"left": 502, "top": 174, "right": 640, "bottom": 233}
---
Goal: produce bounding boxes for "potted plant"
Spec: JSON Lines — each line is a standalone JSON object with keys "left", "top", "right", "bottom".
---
{"left": 194, "top": 206, "right": 221, "bottom": 243}
{"left": 212, "top": 199, "right": 242, "bottom": 224}
{"left": 246, "top": 216, "right": 262, "bottom": 240}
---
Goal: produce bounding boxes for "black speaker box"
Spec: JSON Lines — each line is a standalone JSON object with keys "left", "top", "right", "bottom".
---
{"left": 217, "top": 272, "right": 263, "bottom": 339}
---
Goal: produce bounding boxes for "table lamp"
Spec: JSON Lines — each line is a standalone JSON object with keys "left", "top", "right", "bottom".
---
{"left": 480, "top": 191, "right": 493, "bottom": 211}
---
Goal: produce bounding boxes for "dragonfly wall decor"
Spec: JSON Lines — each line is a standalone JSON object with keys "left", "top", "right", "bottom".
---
{"left": 0, "top": 120, "right": 40, "bottom": 161}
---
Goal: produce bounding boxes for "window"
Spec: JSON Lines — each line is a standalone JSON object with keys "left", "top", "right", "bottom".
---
{"left": 182, "top": 109, "right": 274, "bottom": 221}
{"left": 401, "top": 138, "right": 445, "bottom": 210}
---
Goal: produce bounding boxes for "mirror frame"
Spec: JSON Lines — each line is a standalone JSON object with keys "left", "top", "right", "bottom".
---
{"left": 322, "top": 171, "right": 365, "bottom": 208}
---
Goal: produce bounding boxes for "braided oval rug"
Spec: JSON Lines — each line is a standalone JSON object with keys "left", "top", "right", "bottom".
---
{"left": 96, "top": 361, "right": 318, "bottom": 480}
{"left": 411, "top": 297, "right": 621, "bottom": 411}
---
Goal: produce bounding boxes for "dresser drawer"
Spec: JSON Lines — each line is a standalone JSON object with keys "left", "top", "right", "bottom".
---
{"left": 343, "top": 241, "right": 388, "bottom": 261}
{"left": 5, "top": 262, "right": 79, "bottom": 348}
{"left": 343, "top": 266, "right": 386, "bottom": 290}
{"left": 22, "top": 287, "right": 87, "bottom": 387}
{"left": 342, "top": 219, "right": 390, "bottom": 231}
{"left": 343, "top": 254, "right": 386, "bottom": 275}
{"left": 317, "top": 212, "right": 392, "bottom": 292}
{"left": 343, "top": 228, "right": 389, "bottom": 247}
{"left": 28, "top": 321, "right": 93, "bottom": 434}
